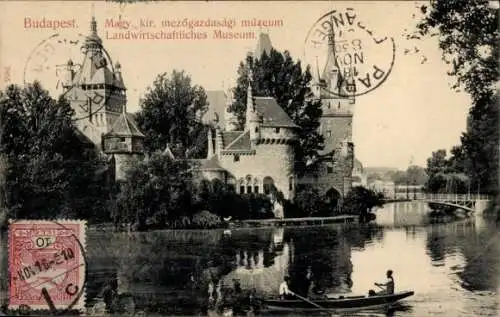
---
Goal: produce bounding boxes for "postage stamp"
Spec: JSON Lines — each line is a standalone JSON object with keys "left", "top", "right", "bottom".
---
{"left": 8, "top": 220, "right": 87, "bottom": 311}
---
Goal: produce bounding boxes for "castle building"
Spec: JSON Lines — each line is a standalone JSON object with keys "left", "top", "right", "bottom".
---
{"left": 194, "top": 68, "right": 299, "bottom": 201}
{"left": 196, "top": 31, "right": 355, "bottom": 205}
{"left": 61, "top": 16, "right": 145, "bottom": 180}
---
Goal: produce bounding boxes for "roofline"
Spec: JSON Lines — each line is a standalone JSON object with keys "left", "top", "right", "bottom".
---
{"left": 223, "top": 130, "right": 249, "bottom": 150}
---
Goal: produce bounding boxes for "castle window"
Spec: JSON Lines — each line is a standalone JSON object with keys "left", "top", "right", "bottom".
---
{"left": 240, "top": 185, "right": 245, "bottom": 194}
{"left": 328, "top": 102, "right": 331, "bottom": 109}
{"left": 247, "top": 186, "right": 252, "bottom": 194}
{"left": 119, "top": 137, "right": 126, "bottom": 142}
{"left": 254, "top": 186, "right": 259, "bottom": 193}
{"left": 326, "top": 130, "right": 332, "bottom": 137}
{"left": 327, "top": 166, "right": 334, "bottom": 173}
{"left": 255, "top": 127, "right": 258, "bottom": 132}
{"left": 289, "top": 176, "right": 293, "bottom": 191}
{"left": 275, "top": 128, "right": 280, "bottom": 133}
{"left": 234, "top": 154, "right": 240, "bottom": 162}
{"left": 263, "top": 176, "right": 274, "bottom": 195}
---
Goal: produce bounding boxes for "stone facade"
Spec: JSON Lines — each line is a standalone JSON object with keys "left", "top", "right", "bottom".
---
{"left": 192, "top": 76, "right": 299, "bottom": 201}
{"left": 61, "top": 16, "right": 145, "bottom": 181}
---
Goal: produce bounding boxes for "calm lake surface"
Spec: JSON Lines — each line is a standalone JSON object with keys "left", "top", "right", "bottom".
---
{"left": 1, "top": 201, "right": 499, "bottom": 316}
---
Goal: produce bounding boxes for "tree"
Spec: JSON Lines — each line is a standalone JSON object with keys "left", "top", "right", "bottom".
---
{"left": 416, "top": 1, "right": 499, "bottom": 195}
{"left": 135, "top": 70, "right": 209, "bottom": 158}
{"left": 425, "top": 149, "right": 449, "bottom": 176}
{"left": 294, "top": 187, "right": 324, "bottom": 217}
{"left": 113, "top": 152, "right": 194, "bottom": 230}
{"left": 0, "top": 82, "right": 111, "bottom": 221}
{"left": 406, "top": 165, "right": 428, "bottom": 185}
{"left": 342, "top": 186, "right": 384, "bottom": 223}
{"left": 230, "top": 50, "right": 324, "bottom": 172}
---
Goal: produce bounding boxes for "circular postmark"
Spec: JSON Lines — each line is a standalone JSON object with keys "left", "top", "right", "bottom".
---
{"left": 8, "top": 220, "right": 87, "bottom": 314}
{"left": 304, "top": 8, "right": 395, "bottom": 97}
{"left": 23, "top": 31, "right": 116, "bottom": 121}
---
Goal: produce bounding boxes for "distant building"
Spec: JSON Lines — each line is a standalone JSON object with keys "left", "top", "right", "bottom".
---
{"left": 368, "top": 180, "right": 395, "bottom": 198}
{"left": 60, "top": 16, "right": 145, "bottom": 181}
{"left": 254, "top": 33, "right": 273, "bottom": 57}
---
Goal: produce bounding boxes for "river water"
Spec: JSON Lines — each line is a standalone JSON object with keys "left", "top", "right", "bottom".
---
{"left": 1, "top": 201, "right": 499, "bottom": 316}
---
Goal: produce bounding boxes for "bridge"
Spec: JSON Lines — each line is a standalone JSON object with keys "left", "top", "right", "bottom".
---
{"left": 383, "top": 194, "right": 492, "bottom": 213}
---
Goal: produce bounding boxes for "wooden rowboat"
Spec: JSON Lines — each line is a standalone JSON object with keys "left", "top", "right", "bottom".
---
{"left": 261, "top": 291, "right": 415, "bottom": 313}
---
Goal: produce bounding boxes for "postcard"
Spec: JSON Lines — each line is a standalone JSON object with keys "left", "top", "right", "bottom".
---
{"left": 0, "top": 1, "right": 498, "bottom": 316}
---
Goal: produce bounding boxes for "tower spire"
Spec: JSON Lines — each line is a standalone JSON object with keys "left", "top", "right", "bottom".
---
{"left": 326, "top": 24, "right": 344, "bottom": 95}
{"left": 247, "top": 67, "right": 254, "bottom": 111}
{"left": 90, "top": 3, "right": 97, "bottom": 34}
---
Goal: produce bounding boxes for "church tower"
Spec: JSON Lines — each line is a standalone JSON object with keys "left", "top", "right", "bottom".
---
{"left": 62, "top": 15, "right": 127, "bottom": 147}
{"left": 62, "top": 14, "right": 144, "bottom": 181}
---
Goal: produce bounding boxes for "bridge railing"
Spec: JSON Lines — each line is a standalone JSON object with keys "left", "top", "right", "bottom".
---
{"left": 394, "top": 193, "right": 492, "bottom": 201}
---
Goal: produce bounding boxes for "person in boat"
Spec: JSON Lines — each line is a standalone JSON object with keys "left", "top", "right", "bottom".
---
{"left": 374, "top": 269, "right": 395, "bottom": 295}
{"left": 279, "top": 276, "right": 294, "bottom": 300}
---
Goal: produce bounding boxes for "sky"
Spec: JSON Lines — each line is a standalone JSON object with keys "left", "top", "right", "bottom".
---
{"left": 0, "top": 1, "right": 472, "bottom": 170}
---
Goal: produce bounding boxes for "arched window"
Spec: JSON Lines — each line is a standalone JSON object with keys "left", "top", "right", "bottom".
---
{"left": 326, "top": 188, "right": 341, "bottom": 206}
{"left": 263, "top": 176, "right": 274, "bottom": 195}
{"left": 238, "top": 178, "right": 245, "bottom": 194}
{"left": 253, "top": 178, "right": 259, "bottom": 194}
{"left": 245, "top": 175, "right": 253, "bottom": 194}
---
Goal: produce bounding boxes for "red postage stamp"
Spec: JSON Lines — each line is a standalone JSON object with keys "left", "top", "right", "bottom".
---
{"left": 8, "top": 220, "right": 87, "bottom": 311}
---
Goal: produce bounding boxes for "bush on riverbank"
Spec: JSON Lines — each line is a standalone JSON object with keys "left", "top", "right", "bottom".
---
{"left": 341, "top": 186, "right": 384, "bottom": 222}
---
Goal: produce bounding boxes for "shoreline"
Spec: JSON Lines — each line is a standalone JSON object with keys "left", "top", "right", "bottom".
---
{"left": 87, "top": 214, "right": 359, "bottom": 232}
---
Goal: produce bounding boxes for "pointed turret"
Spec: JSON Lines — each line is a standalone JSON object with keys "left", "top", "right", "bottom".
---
{"left": 322, "top": 28, "right": 346, "bottom": 96}
{"left": 62, "top": 59, "right": 74, "bottom": 91}
{"left": 224, "top": 88, "right": 238, "bottom": 131}
{"left": 246, "top": 68, "right": 261, "bottom": 144}
{"left": 114, "top": 61, "right": 126, "bottom": 90}
{"left": 207, "top": 127, "right": 214, "bottom": 158}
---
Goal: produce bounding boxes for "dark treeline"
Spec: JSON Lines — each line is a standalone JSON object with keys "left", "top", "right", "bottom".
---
{"left": 416, "top": 1, "right": 498, "bottom": 198}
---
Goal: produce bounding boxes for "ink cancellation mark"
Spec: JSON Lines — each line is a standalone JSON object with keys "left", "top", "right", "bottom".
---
{"left": 24, "top": 32, "right": 113, "bottom": 121}
{"left": 8, "top": 220, "right": 87, "bottom": 312}
{"left": 23, "top": 33, "right": 84, "bottom": 88}
{"left": 304, "top": 8, "right": 395, "bottom": 97}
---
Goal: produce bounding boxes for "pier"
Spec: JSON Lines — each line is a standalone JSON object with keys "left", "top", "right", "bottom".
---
{"left": 230, "top": 215, "right": 358, "bottom": 228}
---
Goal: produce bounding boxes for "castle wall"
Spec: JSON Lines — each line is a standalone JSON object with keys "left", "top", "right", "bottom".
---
{"left": 298, "top": 143, "right": 354, "bottom": 197}
{"left": 219, "top": 143, "right": 295, "bottom": 200}
{"left": 114, "top": 153, "right": 144, "bottom": 181}
{"left": 259, "top": 126, "right": 295, "bottom": 140}
{"left": 319, "top": 115, "right": 353, "bottom": 154}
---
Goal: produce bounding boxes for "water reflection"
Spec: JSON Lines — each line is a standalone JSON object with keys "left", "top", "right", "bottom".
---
{"left": 0, "top": 201, "right": 498, "bottom": 316}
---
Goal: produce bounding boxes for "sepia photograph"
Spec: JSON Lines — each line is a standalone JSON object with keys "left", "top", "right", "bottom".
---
{"left": 0, "top": 1, "right": 498, "bottom": 316}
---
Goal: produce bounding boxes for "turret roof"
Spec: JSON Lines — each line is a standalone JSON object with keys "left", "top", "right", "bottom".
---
{"left": 224, "top": 130, "right": 251, "bottom": 151}
{"left": 105, "top": 112, "right": 144, "bottom": 137}
{"left": 254, "top": 97, "right": 298, "bottom": 128}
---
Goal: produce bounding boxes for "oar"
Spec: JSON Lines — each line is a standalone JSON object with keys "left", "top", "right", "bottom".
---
{"left": 289, "top": 290, "right": 330, "bottom": 313}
